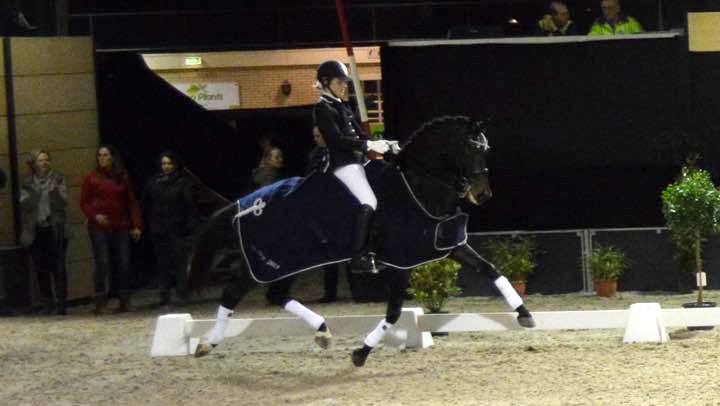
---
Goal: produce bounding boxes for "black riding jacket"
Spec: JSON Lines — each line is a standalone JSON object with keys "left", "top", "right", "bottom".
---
{"left": 313, "top": 94, "right": 367, "bottom": 170}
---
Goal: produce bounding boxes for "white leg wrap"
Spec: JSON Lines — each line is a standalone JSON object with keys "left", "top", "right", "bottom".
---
{"left": 284, "top": 300, "right": 325, "bottom": 330}
{"left": 494, "top": 276, "right": 523, "bottom": 310}
{"left": 364, "top": 319, "right": 392, "bottom": 348}
{"left": 205, "top": 305, "right": 234, "bottom": 345}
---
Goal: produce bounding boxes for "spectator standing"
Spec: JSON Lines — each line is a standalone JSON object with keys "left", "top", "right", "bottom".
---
{"left": 588, "top": 0, "right": 643, "bottom": 35}
{"left": 252, "top": 146, "right": 284, "bottom": 188}
{"left": 19, "top": 150, "right": 69, "bottom": 315}
{"left": 80, "top": 145, "right": 143, "bottom": 314}
{"left": 537, "top": 1, "right": 577, "bottom": 36}
{"left": 143, "top": 151, "right": 199, "bottom": 306}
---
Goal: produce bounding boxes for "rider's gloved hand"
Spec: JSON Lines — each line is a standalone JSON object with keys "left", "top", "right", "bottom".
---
{"left": 386, "top": 141, "right": 401, "bottom": 154}
{"left": 366, "top": 140, "right": 390, "bottom": 154}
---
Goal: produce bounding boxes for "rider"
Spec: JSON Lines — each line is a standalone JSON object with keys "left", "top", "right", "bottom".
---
{"left": 313, "top": 60, "right": 394, "bottom": 273}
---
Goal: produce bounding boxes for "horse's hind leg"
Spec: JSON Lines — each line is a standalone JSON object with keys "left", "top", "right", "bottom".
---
{"left": 352, "top": 270, "right": 408, "bottom": 367}
{"left": 195, "top": 270, "right": 257, "bottom": 357}
{"left": 266, "top": 277, "right": 333, "bottom": 349}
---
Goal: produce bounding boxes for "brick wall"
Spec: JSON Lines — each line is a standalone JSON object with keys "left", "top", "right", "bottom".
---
{"left": 157, "top": 64, "right": 380, "bottom": 110}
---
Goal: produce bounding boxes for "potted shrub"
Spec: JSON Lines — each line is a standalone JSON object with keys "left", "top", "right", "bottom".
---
{"left": 482, "top": 236, "right": 536, "bottom": 296}
{"left": 587, "top": 245, "right": 628, "bottom": 297}
{"left": 661, "top": 166, "right": 720, "bottom": 306}
{"left": 408, "top": 258, "right": 462, "bottom": 314}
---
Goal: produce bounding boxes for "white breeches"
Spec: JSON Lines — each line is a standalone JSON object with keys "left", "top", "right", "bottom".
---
{"left": 333, "top": 163, "right": 377, "bottom": 209}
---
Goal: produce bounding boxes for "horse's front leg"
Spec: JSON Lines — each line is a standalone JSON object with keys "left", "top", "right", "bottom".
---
{"left": 352, "top": 269, "right": 408, "bottom": 367}
{"left": 450, "top": 243, "right": 535, "bottom": 328}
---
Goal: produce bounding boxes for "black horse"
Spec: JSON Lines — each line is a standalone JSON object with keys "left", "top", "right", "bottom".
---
{"left": 188, "top": 115, "right": 535, "bottom": 367}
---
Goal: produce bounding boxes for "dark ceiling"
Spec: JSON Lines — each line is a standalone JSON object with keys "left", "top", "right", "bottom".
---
{"left": 4, "top": 1, "right": 710, "bottom": 51}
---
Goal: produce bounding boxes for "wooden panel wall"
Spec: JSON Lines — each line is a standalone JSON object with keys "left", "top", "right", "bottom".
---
{"left": 0, "top": 37, "right": 99, "bottom": 300}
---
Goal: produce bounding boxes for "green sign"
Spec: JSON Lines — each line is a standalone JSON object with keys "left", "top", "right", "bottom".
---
{"left": 184, "top": 56, "right": 202, "bottom": 66}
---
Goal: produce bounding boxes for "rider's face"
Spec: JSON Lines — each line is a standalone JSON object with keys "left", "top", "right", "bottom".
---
{"left": 329, "top": 78, "right": 348, "bottom": 99}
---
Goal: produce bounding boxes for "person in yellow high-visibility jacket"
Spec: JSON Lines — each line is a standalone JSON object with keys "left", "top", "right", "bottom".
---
{"left": 589, "top": 0, "right": 643, "bottom": 35}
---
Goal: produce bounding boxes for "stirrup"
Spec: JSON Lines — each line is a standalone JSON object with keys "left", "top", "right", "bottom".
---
{"left": 351, "top": 255, "right": 379, "bottom": 274}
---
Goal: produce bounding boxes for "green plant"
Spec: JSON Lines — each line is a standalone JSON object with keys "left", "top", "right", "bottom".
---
{"left": 408, "top": 258, "right": 462, "bottom": 313}
{"left": 661, "top": 167, "right": 720, "bottom": 303}
{"left": 587, "top": 245, "right": 628, "bottom": 281}
{"left": 482, "top": 236, "right": 536, "bottom": 282}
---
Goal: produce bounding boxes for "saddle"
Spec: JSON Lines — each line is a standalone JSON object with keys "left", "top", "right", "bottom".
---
{"left": 236, "top": 161, "right": 468, "bottom": 283}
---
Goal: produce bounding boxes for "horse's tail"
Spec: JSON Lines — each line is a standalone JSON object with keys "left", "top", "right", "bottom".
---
{"left": 187, "top": 201, "right": 239, "bottom": 292}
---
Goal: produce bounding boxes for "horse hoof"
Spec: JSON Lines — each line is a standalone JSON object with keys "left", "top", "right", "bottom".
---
{"left": 314, "top": 329, "right": 333, "bottom": 350}
{"left": 351, "top": 348, "right": 367, "bottom": 367}
{"left": 195, "top": 342, "right": 216, "bottom": 358}
{"left": 517, "top": 315, "right": 536, "bottom": 328}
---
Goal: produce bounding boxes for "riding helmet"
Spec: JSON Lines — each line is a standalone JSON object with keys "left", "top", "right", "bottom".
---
{"left": 316, "top": 60, "right": 350, "bottom": 87}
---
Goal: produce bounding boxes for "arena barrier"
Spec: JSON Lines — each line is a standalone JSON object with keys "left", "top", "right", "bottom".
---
{"left": 150, "top": 303, "right": 720, "bottom": 357}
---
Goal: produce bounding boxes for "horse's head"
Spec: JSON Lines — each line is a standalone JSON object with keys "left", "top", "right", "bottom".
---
{"left": 399, "top": 115, "right": 492, "bottom": 206}
{"left": 454, "top": 120, "right": 492, "bottom": 205}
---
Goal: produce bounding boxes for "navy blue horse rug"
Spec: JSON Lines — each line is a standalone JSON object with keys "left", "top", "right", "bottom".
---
{"left": 236, "top": 161, "right": 469, "bottom": 283}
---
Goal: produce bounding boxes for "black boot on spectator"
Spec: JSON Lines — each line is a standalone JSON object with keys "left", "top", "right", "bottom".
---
{"left": 56, "top": 301, "right": 66, "bottom": 316}
{"left": 94, "top": 296, "right": 107, "bottom": 316}
{"left": 117, "top": 293, "right": 132, "bottom": 313}
{"left": 159, "top": 290, "right": 171, "bottom": 307}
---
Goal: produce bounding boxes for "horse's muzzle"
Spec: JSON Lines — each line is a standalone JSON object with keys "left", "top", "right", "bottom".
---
{"left": 466, "top": 178, "right": 492, "bottom": 206}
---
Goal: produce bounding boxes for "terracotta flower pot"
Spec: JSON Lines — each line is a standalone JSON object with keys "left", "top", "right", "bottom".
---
{"left": 594, "top": 279, "right": 618, "bottom": 297}
{"left": 510, "top": 280, "right": 526, "bottom": 297}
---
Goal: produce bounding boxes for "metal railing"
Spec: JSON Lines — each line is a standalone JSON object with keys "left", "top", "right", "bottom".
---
{"left": 64, "top": 1, "right": 669, "bottom": 52}
{"left": 467, "top": 226, "right": 696, "bottom": 295}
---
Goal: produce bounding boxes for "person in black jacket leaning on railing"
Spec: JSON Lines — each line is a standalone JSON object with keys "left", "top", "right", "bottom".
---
{"left": 537, "top": 1, "right": 578, "bottom": 36}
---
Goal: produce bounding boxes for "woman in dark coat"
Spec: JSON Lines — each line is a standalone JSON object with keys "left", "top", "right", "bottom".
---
{"left": 143, "top": 151, "right": 199, "bottom": 305}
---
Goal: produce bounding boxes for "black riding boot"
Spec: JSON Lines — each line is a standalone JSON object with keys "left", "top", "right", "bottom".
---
{"left": 350, "top": 204, "right": 377, "bottom": 274}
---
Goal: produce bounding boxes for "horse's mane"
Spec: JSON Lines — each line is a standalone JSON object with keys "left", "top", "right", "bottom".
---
{"left": 398, "top": 115, "right": 478, "bottom": 175}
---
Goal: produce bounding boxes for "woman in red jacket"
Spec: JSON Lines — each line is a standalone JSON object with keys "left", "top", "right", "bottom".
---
{"left": 80, "top": 145, "right": 143, "bottom": 314}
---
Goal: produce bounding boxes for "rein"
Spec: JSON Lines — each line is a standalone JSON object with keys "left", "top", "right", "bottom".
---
{"left": 400, "top": 157, "right": 473, "bottom": 198}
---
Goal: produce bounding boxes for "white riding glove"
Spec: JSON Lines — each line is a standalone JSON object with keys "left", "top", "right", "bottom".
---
{"left": 386, "top": 140, "right": 401, "bottom": 154}
{"left": 366, "top": 140, "right": 390, "bottom": 154}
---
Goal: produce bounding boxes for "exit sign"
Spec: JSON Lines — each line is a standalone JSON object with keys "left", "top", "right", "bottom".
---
{"left": 184, "top": 56, "right": 202, "bottom": 66}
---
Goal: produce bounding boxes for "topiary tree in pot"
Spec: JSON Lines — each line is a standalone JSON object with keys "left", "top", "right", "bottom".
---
{"left": 408, "top": 258, "right": 462, "bottom": 313}
{"left": 481, "top": 236, "right": 536, "bottom": 297}
{"left": 661, "top": 167, "right": 720, "bottom": 305}
{"left": 587, "top": 245, "right": 628, "bottom": 297}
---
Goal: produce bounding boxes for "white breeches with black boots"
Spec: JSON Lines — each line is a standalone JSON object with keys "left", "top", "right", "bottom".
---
{"left": 333, "top": 163, "right": 377, "bottom": 209}
{"left": 334, "top": 164, "right": 378, "bottom": 272}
